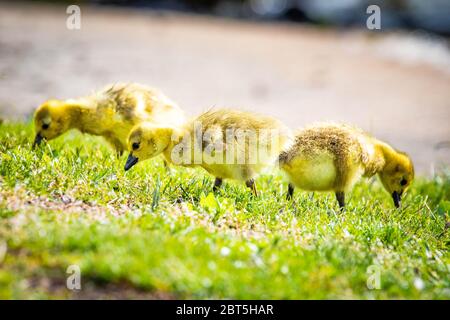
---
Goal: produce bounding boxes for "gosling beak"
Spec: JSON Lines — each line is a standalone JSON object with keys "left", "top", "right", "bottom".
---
{"left": 124, "top": 153, "right": 139, "bottom": 171}
{"left": 33, "top": 133, "right": 43, "bottom": 148}
{"left": 392, "top": 191, "right": 402, "bottom": 208}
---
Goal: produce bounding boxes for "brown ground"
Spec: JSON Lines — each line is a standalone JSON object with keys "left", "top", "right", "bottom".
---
{"left": 0, "top": 2, "right": 449, "bottom": 174}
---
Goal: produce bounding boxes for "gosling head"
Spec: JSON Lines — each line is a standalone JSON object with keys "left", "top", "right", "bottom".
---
{"left": 124, "top": 123, "right": 173, "bottom": 171}
{"left": 33, "top": 100, "right": 72, "bottom": 148}
{"left": 379, "top": 151, "right": 414, "bottom": 208}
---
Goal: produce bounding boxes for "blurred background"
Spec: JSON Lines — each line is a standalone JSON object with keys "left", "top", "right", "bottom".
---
{"left": 0, "top": 0, "right": 449, "bottom": 174}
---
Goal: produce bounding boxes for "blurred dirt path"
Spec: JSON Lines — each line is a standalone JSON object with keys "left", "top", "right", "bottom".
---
{"left": 0, "top": 2, "right": 449, "bottom": 174}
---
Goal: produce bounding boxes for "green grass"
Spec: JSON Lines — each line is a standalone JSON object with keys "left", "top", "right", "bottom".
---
{"left": 0, "top": 122, "right": 449, "bottom": 299}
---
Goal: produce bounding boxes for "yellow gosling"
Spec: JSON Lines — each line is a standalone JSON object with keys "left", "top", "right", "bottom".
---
{"left": 33, "top": 83, "right": 185, "bottom": 156}
{"left": 279, "top": 123, "right": 414, "bottom": 209}
{"left": 124, "top": 109, "right": 292, "bottom": 196}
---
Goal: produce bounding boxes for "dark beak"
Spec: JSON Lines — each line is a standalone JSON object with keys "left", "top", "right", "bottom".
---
{"left": 392, "top": 191, "right": 402, "bottom": 208}
{"left": 33, "top": 133, "right": 43, "bottom": 148}
{"left": 124, "top": 153, "right": 139, "bottom": 171}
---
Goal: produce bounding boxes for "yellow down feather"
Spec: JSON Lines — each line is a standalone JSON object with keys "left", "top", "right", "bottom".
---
{"left": 33, "top": 83, "right": 185, "bottom": 154}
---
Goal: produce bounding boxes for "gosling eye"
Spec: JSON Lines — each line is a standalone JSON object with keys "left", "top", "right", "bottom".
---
{"left": 42, "top": 123, "right": 49, "bottom": 130}
{"left": 132, "top": 142, "right": 140, "bottom": 150}
{"left": 400, "top": 178, "right": 407, "bottom": 186}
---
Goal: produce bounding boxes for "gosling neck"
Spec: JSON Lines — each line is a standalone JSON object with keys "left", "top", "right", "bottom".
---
{"left": 162, "top": 128, "right": 191, "bottom": 167}
{"left": 62, "top": 99, "right": 97, "bottom": 133}
{"left": 373, "top": 139, "right": 398, "bottom": 172}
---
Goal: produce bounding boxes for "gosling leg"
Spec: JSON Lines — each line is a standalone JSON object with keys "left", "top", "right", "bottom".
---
{"left": 213, "top": 177, "right": 223, "bottom": 192}
{"left": 335, "top": 191, "right": 345, "bottom": 210}
{"left": 108, "top": 137, "right": 124, "bottom": 158}
{"left": 163, "top": 159, "right": 170, "bottom": 171}
{"left": 245, "top": 179, "right": 258, "bottom": 197}
{"left": 286, "top": 183, "right": 295, "bottom": 200}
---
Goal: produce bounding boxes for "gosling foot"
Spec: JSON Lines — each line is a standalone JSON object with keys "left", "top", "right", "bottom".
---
{"left": 286, "top": 183, "right": 294, "bottom": 200}
{"left": 213, "top": 177, "right": 223, "bottom": 193}
{"left": 245, "top": 179, "right": 258, "bottom": 197}
{"left": 335, "top": 191, "right": 345, "bottom": 211}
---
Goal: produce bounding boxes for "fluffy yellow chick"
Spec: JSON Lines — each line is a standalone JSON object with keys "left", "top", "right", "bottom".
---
{"left": 124, "top": 109, "right": 292, "bottom": 196}
{"left": 279, "top": 124, "right": 414, "bottom": 209}
{"left": 33, "top": 83, "right": 185, "bottom": 155}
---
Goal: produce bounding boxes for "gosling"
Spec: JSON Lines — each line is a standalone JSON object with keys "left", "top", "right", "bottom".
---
{"left": 124, "top": 109, "right": 292, "bottom": 196}
{"left": 33, "top": 83, "right": 185, "bottom": 155}
{"left": 279, "top": 123, "right": 414, "bottom": 209}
